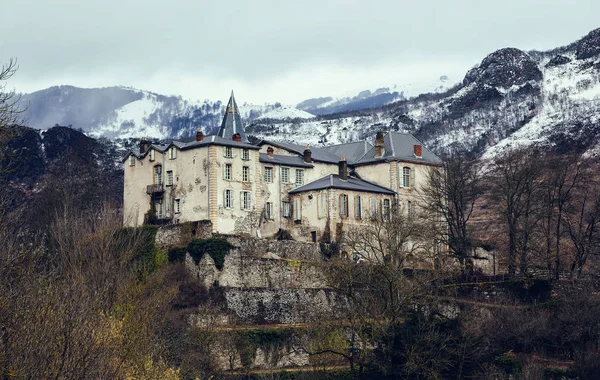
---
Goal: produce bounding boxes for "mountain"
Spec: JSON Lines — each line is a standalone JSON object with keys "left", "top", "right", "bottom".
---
{"left": 250, "top": 28, "right": 600, "bottom": 158}
{"left": 15, "top": 28, "right": 600, "bottom": 159}
{"left": 1, "top": 125, "right": 124, "bottom": 228}
{"left": 17, "top": 82, "right": 450, "bottom": 142}
{"left": 295, "top": 77, "right": 451, "bottom": 116}
{"left": 18, "top": 86, "right": 280, "bottom": 140}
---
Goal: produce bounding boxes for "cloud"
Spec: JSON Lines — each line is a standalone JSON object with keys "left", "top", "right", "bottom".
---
{"left": 2, "top": 0, "right": 599, "bottom": 104}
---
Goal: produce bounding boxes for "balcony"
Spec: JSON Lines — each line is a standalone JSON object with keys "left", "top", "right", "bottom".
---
{"left": 146, "top": 183, "right": 164, "bottom": 195}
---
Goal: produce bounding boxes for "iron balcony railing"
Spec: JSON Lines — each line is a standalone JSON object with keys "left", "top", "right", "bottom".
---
{"left": 146, "top": 183, "right": 164, "bottom": 195}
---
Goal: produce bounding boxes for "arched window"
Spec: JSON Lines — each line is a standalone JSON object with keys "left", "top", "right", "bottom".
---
{"left": 154, "top": 165, "right": 163, "bottom": 185}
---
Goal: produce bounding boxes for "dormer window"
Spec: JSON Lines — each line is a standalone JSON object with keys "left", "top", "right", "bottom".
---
{"left": 168, "top": 147, "right": 177, "bottom": 160}
{"left": 128, "top": 155, "right": 135, "bottom": 166}
{"left": 149, "top": 149, "right": 155, "bottom": 162}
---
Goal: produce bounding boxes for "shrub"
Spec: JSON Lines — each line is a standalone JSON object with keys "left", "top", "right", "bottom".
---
{"left": 167, "top": 246, "right": 187, "bottom": 262}
{"left": 186, "top": 237, "right": 233, "bottom": 270}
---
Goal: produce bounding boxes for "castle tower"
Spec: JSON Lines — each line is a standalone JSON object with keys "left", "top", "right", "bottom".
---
{"left": 217, "top": 90, "right": 248, "bottom": 142}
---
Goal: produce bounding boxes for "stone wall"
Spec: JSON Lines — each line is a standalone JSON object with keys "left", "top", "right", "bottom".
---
{"left": 155, "top": 220, "right": 213, "bottom": 248}
{"left": 186, "top": 250, "right": 327, "bottom": 290}
{"left": 224, "top": 288, "right": 347, "bottom": 325}
{"left": 223, "top": 236, "right": 322, "bottom": 261}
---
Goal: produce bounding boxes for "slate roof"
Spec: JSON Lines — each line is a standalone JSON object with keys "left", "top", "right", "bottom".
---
{"left": 172, "top": 135, "right": 258, "bottom": 150}
{"left": 289, "top": 174, "right": 395, "bottom": 195}
{"left": 354, "top": 132, "right": 442, "bottom": 165}
{"left": 259, "top": 153, "right": 314, "bottom": 168}
{"left": 321, "top": 140, "right": 372, "bottom": 164}
{"left": 217, "top": 91, "right": 248, "bottom": 142}
{"left": 124, "top": 135, "right": 258, "bottom": 161}
{"left": 259, "top": 140, "right": 342, "bottom": 164}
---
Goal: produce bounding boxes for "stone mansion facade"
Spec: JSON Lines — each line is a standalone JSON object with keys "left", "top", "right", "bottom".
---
{"left": 123, "top": 92, "right": 442, "bottom": 244}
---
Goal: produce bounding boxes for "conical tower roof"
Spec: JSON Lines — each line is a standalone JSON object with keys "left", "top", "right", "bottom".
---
{"left": 217, "top": 91, "right": 248, "bottom": 142}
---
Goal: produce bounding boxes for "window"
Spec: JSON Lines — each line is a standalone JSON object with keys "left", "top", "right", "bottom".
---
{"left": 281, "top": 167, "right": 290, "bottom": 183}
{"left": 383, "top": 199, "right": 391, "bottom": 220}
{"left": 168, "top": 147, "right": 177, "bottom": 159}
{"left": 154, "top": 165, "right": 162, "bottom": 185}
{"left": 241, "top": 191, "right": 252, "bottom": 210}
{"left": 295, "top": 169, "right": 304, "bottom": 185}
{"left": 355, "top": 196, "right": 362, "bottom": 219}
{"left": 242, "top": 166, "right": 250, "bottom": 182}
{"left": 149, "top": 149, "right": 155, "bottom": 161}
{"left": 339, "top": 194, "right": 348, "bottom": 217}
{"left": 317, "top": 194, "right": 327, "bottom": 218}
{"left": 174, "top": 198, "right": 181, "bottom": 213}
{"left": 242, "top": 148, "right": 250, "bottom": 160}
{"left": 293, "top": 198, "right": 302, "bottom": 221}
{"left": 224, "top": 146, "right": 233, "bottom": 158}
{"left": 282, "top": 201, "right": 291, "bottom": 218}
{"left": 128, "top": 155, "right": 135, "bottom": 166}
{"left": 264, "top": 167, "right": 273, "bottom": 183}
{"left": 265, "top": 202, "right": 273, "bottom": 219}
{"left": 404, "top": 200, "right": 413, "bottom": 218}
{"left": 166, "top": 170, "right": 174, "bottom": 186}
{"left": 223, "top": 164, "right": 232, "bottom": 180}
{"left": 224, "top": 189, "right": 234, "bottom": 208}
{"left": 155, "top": 199, "right": 163, "bottom": 218}
{"left": 402, "top": 167, "right": 411, "bottom": 188}
{"left": 370, "top": 198, "right": 377, "bottom": 218}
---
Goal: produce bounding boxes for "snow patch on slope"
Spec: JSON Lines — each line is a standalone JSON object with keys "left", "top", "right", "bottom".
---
{"left": 255, "top": 106, "right": 315, "bottom": 121}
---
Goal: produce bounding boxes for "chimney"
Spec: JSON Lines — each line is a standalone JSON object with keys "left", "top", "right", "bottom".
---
{"left": 338, "top": 157, "right": 348, "bottom": 180}
{"left": 303, "top": 145, "right": 312, "bottom": 163}
{"left": 374, "top": 131, "right": 385, "bottom": 158}
{"left": 414, "top": 144, "right": 422, "bottom": 158}
{"left": 232, "top": 133, "right": 242, "bottom": 142}
{"left": 139, "top": 136, "right": 151, "bottom": 154}
{"left": 196, "top": 128, "right": 204, "bottom": 142}
{"left": 267, "top": 146, "right": 274, "bottom": 157}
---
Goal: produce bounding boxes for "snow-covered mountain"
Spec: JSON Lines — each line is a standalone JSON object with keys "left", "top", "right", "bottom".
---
{"left": 250, "top": 28, "right": 600, "bottom": 158}
{"left": 18, "top": 86, "right": 281, "bottom": 140}
{"left": 17, "top": 27, "right": 600, "bottom": 159}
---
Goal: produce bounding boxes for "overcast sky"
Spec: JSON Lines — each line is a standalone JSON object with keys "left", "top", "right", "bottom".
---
{"left": 2, "top": 0, "right": 599, "bottom": 104}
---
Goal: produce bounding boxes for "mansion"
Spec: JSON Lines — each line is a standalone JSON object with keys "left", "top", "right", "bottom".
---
{"left": 123, "top": 92, "right": 442, "bottom": 244}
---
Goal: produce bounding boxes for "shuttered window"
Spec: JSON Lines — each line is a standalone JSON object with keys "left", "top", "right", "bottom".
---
{"left": 154, "top": 165, "right": 162, "bottom": 185}
{"left": 383, "top": 199, "right": 390, "bottom": 221}
{"left": 224, "top": 190, "right": 234, "bottom": 208}
{"left": 282, "top": 201, "right": 291, "bottom": 218}
{"left": 293, "top": 198, "right": 302, "bottom": 221}
{"left": 339, "top": 194, "right": 348, "bottom": 217}
{"left": 241, "top": 191, "right": 252, "bottom": 210}
{"left": 355, "top": 196, "right": 362, "bottom": 219}
{"left": 317, "top": 194, "right": 327, "bottom": 218}
{"left": 266, "top": 202, "right": 273, "bottom": 219}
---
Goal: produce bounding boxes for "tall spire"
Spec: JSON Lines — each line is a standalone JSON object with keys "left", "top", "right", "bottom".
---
{"left": 217, "top": 90, "right": 247, "bottom": 142}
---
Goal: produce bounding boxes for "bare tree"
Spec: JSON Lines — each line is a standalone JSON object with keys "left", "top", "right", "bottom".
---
{"left": 0, "top": 59, "right": 24, "bottom": 172}
{"left": 343, "top": 201, "right": 433, "bottom": 268}
{"left": 490, "top": 149, "right": 543, "bottom": 276}
{"left": 564, "top": 181, "right": 600, "bottom": 279}
{"left": 420, "top": 153, "right": 482, "bottom": 275}
{"left": 539, "top": 154, "right": 586, "bottom": 279}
